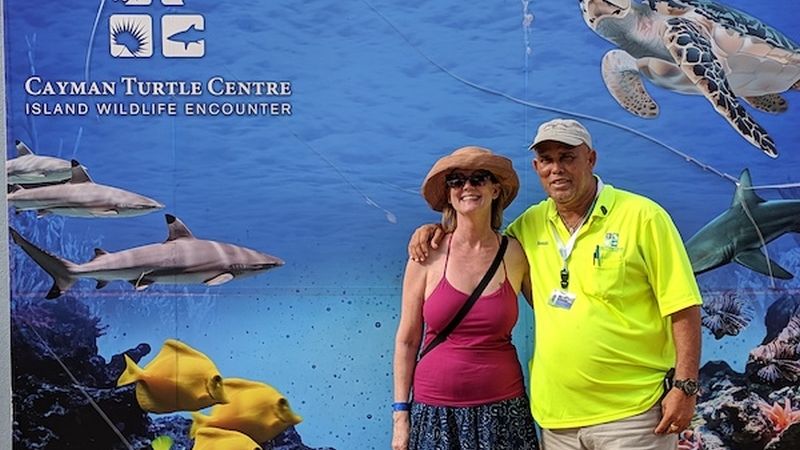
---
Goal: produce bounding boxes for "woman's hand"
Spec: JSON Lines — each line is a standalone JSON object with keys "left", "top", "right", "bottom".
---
{"left": 391, "top": 411, "right": 411, "bottom": 450}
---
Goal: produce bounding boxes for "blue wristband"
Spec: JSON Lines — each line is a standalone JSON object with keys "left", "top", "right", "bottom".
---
{"left": 392, "top": 402, "right": 411, "bottom": 412}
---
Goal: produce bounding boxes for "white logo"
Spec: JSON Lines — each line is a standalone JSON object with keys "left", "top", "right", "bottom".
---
{"left": 162, "top": 15, "right": 205, "bottom": 57}
{"left": 111, "top": 0, "right": 203, "bottom": 59}
{"left": 109, "top": 15, "right": 153, "bottom": 58}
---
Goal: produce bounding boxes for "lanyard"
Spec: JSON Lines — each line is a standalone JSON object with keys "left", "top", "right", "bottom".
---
{"left": 549, "top": 180, "right": 603, "bottom": 289}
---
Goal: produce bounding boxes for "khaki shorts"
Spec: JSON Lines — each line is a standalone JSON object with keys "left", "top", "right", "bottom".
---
{"left": 541, "top": 405, "right": 678, "bottom": 450}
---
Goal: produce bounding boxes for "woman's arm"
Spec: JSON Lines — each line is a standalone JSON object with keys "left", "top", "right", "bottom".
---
{"left": 392, "top": 258, "right": 427, "bottom": 450}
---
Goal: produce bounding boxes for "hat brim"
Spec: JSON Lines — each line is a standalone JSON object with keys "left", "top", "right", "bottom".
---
{"left": 421, "top": 146, "right": 519, "bottom": 212}
{"left": 529, "top": 135, "right": 585, "bottom": 151}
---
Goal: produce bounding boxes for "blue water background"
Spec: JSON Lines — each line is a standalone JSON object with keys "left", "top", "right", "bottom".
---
{"left": 4, "top": 1, "right": 800, "bottom": 448}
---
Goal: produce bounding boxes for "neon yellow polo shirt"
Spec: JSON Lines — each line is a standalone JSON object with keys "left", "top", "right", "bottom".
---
{"left": 506, "top": 181, "right": 701, "bottom": 429}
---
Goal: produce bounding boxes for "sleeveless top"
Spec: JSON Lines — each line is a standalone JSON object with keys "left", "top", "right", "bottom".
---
{"left": 412, "top": 235, "right": 526, "bottom": 407}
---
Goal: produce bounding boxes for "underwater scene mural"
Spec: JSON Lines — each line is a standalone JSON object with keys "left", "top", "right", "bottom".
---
{"left": 3, "top": 0, "right": 800, "bottom": 449}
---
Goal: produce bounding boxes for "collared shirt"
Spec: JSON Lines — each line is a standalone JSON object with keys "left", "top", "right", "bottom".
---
{"left": 506, "top": 179, "right": 702, "bottom": 429}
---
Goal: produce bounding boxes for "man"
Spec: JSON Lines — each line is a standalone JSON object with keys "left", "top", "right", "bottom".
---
{"left": 409, "top": 118, "right": 702, "bottom": 449}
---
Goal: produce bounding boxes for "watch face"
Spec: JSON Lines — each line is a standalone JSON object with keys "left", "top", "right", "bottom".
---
{"left": 677, "top": 379, "right": 699, "bottom": 395}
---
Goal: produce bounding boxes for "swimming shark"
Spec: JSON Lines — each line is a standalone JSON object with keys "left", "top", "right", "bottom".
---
{"left": 9, "top": 214, "right": 285, "bottom": 299}
{"left": 686, "top": 169, "right": 800, "bottom": 280}
{"left": 8, "top": 159, "right": 164, "bottom": 218}
{"left": 167, "top": 24, "right": 205, "bottom": 50}
{"left": 6, "top": 140, "right": 72, "bottom": 185}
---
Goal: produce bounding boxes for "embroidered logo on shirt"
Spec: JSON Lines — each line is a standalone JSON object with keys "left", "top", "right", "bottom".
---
{"left": 604, "top": 232, "right": 619, "bottom": 249}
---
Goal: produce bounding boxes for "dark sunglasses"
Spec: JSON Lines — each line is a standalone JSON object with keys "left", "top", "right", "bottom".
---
{"left": 445, "top": 170, "right": 497, "bottom": 188}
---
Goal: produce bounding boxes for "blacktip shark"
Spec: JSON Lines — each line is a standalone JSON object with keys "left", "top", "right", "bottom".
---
{"left": 8, "top": 159, "right": 164, "bottom": 218}
{"left": 6, "top": 140, "right": 72, "bottom": 185}
{"left": 686, "top": 169, "right": 800, "bottom": 280}
{"left": 9, "top": 214, "right": 285, "bottom": 299}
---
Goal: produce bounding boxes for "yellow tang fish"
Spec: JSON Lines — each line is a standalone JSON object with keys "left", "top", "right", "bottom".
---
{"left": 151, "top": 435, "right": 173, "bottom": 450}
{"left": 192, "top": 427, "right": 262, "bottom": 450}
{"left": 117, "top": 339, "right": 228, "bottom": 413}
{"left": 190, "top": 378, "right": 302, "bottom": 444}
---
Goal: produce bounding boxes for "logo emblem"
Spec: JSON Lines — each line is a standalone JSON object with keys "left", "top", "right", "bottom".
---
{"left": 109, "top": 15, "right": 153, "bottom": 58}
{"left": 162, "top": 15, "right": 205, "bottom": 57}
{"left": 604, "top": 232, "right": 619, "bottom": 249}
{"left": 111, "top": 0, "right": 203, "bottom": 59}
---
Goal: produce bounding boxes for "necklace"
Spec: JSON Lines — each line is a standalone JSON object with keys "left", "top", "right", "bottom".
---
{"left": 558, "top": 214, "right": 582, "bottom": 234}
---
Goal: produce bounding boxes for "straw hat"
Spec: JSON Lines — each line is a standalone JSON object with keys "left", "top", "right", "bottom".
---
{"left": 421, "top": 146, "right": 519, "bottom": 212}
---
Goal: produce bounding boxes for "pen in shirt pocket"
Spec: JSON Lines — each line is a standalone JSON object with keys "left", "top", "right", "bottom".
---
{"left": 593, "top": 245, "right": 601, "bottom": 267}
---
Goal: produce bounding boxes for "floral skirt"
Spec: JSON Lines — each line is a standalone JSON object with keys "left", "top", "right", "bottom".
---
{"left": 409, "top": 395, "right": 540, "bottom": 450}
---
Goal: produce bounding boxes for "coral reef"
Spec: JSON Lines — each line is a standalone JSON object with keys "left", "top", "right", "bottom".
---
{"left": 11, "top": 297, "right": 150, "bottom": 450}
{"left": 689, "top": 295, "right": 800, "bottom": 450}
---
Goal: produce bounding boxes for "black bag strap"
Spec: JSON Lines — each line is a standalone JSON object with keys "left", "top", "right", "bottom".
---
{"left": 418, "top": 235, "right": 508, "bottom": 361}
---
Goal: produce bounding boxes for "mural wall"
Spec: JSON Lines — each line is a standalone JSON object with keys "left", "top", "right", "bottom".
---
{"left": 3, "top": 0, "right": 800, "bottom": 449}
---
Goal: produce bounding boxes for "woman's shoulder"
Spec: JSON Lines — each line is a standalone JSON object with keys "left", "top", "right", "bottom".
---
{"left": 409, "top": 233, "right": 451, "bottom": 269}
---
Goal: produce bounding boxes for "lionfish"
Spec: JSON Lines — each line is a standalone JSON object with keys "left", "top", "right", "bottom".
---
{"left": 749, "top": 316, "right": 800, "bottom": 383}
{"left": 701, "top": 292, "right": 753, "bottom": 339}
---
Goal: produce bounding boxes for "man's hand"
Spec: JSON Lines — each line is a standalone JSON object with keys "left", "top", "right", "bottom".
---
{"left": 408, "top": 224, "right": 444, "bottom": 262}
{"left": 655, "top": 388, "right": 696, "bottom": 434}
{"left": 392, "top": 411, "right": 410, "bottom": 450}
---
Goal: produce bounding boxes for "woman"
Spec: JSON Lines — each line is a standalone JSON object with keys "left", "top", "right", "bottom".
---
{"left": 392, "top": 146, "right": 539, "bottom": 450}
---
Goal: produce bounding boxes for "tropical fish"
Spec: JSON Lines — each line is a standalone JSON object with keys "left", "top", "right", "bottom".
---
{"left": 117, "top": 339, "right": 228, "bottom": 413}
{"left": 8, "top": 159, "right": 164, "bottom": 218}
{"left": 167, "top": 24, "right": 205, "bottom": 50}
{"left": 9, "top": 214, "right": 284, "bottom": 299}
{"left": 6, "top": 140, "right": 72, "bottom": 185}
{"left": 190, "top": 378, "right": 302, "bottom": 444}
{"left": 192, "top": 427, "right": 262, "bottom": 450}
{"left": 701, "top": 292, "right": 753, "bottom": 339}
{"left": 152, "top": 435, "right": 173, "bottom": 450}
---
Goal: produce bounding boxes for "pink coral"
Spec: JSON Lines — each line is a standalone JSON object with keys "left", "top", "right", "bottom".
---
{"left": 677, "top": 428, "right": 703, "bottom": 450}
{"left": 758, "top": 397, "right": 800, "bottom": 433}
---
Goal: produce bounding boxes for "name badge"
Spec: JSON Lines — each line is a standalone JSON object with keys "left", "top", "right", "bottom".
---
{"left": 549, "top": 289, "right": 576, "bottom": 309}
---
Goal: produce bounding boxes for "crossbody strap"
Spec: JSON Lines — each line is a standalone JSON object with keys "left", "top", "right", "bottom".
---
{"left": 418, "top": 235, "right": 509, "bottom": 361}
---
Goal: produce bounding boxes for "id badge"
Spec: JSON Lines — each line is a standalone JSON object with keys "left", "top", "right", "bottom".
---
{"left": 549, "top": 289, "right": 576, "bottom": 309}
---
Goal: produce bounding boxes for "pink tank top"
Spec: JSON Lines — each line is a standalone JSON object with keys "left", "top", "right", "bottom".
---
{"left": 413, "top": 236, "right": 526, "bottom": 407}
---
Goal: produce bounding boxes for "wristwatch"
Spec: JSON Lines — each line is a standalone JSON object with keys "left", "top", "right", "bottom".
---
{"left": 673, "top": 378, "right": 699, "bottom": 396}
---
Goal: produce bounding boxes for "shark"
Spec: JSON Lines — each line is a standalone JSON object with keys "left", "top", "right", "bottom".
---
{"left": 6, "top": 140, "right": 72, "bottom": 185}
{"left": 167, "top": 24, "right": 205, "bottom": 50}
{"left": 8, "top": 159, "right": 164, "bottom": 218}
{"left": 686, "top": 169, "right": 800, "bottom": 280}
{"left": 10, "top": 214, "right": 285, "bottom": 299}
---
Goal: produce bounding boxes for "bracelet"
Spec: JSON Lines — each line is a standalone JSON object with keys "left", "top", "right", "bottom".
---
{"left": 392, "top": 402, "right": 411, "bottom": 412}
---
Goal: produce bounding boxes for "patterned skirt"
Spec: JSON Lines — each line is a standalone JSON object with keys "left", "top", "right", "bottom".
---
{"left": 409, "top": 395, "right": 540, "bottom": 450}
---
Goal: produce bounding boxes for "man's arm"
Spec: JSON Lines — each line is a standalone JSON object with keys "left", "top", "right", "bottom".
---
{"left": 407, "top": 224, "right": 444, "bottom": 262}
{"left": 655, "top": 305, "right": 701, "bottom": 434}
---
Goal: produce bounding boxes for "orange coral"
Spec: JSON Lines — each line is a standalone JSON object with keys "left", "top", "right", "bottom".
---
{"left": 758, "top": 397, "right": 800, "bottom": 433}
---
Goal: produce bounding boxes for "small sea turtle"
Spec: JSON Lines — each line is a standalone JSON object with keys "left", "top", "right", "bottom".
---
{"left": 579, "top": 0, "right": 800, "bottom": 158}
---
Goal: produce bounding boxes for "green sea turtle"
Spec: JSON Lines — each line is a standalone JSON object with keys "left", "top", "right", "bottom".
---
{"left": 579, "top": 0, "right": 800, "bottom": 158}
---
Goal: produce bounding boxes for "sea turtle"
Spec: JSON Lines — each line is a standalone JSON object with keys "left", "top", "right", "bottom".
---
{"left": 579, "top": 0, "right": 800, "bottom": 158}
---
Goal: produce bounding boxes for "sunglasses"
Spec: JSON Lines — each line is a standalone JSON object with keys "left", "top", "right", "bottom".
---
{"left": 445, "top": 170, "right": 497, "bottom": 188}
